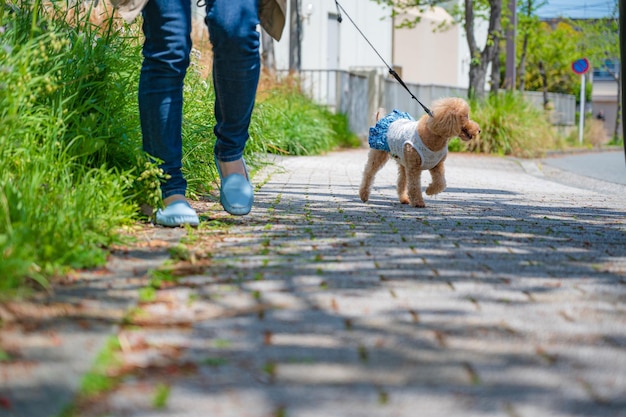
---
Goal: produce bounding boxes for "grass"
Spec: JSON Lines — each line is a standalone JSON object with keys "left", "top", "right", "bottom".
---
{"left": 152, "top": 383, "right": 170, "bottom": 409}
{"left": 0, "top": 1, "right": 145, "bottom": 293}
{"left": 448, "top": 91, "right": 563, "bottom": 158}
{"left": 78, "top": 335, "right": 122, "bottom": 397}
{"left": 0, "top": 2, "right": 359, "bottom": 296}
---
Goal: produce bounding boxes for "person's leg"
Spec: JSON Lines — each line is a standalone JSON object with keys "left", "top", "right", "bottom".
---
{"left": 205, "top": 0, "right": 260, "bottom": 215}
{"left": 205, "top": 0, "right": 261, "bottom": 167}
{"left": 139, "top": 0, "right": 198, "bottom": 225}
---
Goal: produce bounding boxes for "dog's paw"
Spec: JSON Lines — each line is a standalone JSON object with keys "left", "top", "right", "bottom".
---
{"left": 425, "top": 183, "right": 446, "bottom": 196}
{"left": 399, "top": 194, "right": 410, "bottom": 204}
{"left": 409, "top": 199, "right": 426, "bottom": 208}
{"left": 359, "top": 188, "right": 370, "bottom": 202}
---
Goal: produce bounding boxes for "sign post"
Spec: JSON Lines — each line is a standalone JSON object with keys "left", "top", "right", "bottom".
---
{"left": 572, "top": 58, "right": 590, "bottom": 144}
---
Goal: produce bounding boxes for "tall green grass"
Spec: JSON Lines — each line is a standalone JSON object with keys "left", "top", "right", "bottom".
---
{"left": 251, "top": 81, "right": 360, "bottom": 156}
{"left": 450, "top": 92, "right": 562, "bottom": 158}
{"left": 0, "top": 1, "right": 147, "bottom": 293}
{"left": 179, "top": 72, "right": 360, "bottom": 199}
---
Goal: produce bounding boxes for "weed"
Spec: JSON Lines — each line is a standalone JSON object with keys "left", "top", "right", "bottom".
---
{"left": 202, "top": 357, "right": 229, "bottom": 367}
{"left": 169, "top": 244, "right": 192, "bottom": 262}
{"left": 138, "top": 286, "right": 157, "bottom": 303}
{"left": 152, "top": 383, "right": 170, "bottom": 409}
{"left": 79, "top": 336, "right": 122, "bottom": 397}
{"left": 213, "top": 338, "right": 232, "bottom": 349}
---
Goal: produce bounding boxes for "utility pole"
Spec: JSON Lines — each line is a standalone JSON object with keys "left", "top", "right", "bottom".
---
{"left": 505, "top": 0, "right": 517, "bottom": 90}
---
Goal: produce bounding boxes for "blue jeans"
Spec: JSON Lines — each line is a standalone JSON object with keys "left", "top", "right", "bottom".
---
{"left": 139, "top": 0, "right": 261, "bottom": 199}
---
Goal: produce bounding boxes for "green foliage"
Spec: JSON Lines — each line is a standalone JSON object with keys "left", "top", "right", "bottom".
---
{"left": 0, "top": 1, "right": 143, "bottom": 292}
{"left": 79, "top": 336, "right": 122, "bottom": 397}
{"left": 251, "top": 85, "right": 360, "bottom": 156}
{"left": 179, "top": 74, "right": 360, "bottom": 198}
{"left": 459, "top": 92, "right": 561, "bottom": 157}
{"left": 0, "top": 0, "right": 358, "bottom": 295}
{"left": 517, "top": 21, "right": 582, "bottom": 96}
{"left": 152, "top": 383, "right": 171, "bottom": 409}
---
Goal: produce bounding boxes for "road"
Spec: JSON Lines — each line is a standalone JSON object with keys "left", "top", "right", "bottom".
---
{"left": 542, "top": 149, "right": 626, "bottom": 185}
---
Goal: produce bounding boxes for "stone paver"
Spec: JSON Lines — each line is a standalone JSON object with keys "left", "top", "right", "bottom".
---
{"left": 0, "top": 227, "right": 186, "bottom": 417}
{"left": 2, "top": 150, "right": 626, "bottom": 417}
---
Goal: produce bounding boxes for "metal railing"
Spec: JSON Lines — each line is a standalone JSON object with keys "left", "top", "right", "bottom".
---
{"left": 278, "top": 69, "right": 576, "bottom": 137}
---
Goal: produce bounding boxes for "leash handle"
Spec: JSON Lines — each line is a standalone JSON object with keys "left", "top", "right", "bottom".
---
{"left": 334, "top": 0, "right": 343, "bottom": 22}
{"left": 334, "top": 0, "right": 433, "bottom": 118}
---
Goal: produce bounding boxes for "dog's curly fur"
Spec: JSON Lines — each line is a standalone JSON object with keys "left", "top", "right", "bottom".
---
{"left": 359, "top": 97, "right": 481, "bottom": 207}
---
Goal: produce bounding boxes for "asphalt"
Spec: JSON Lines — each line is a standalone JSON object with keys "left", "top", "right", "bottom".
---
{"left": 1, "top": 149, "right": 626, "bottom": 417}
{"left": 541, "top": 149, "right": 626, "bottom": 186}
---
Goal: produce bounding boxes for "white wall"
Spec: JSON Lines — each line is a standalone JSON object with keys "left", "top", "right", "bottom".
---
{"left": 393, "top": 7, "right": 459, "bottom": 85}
{"left": 269, "top": 0, "right": 489, "bottom": 91}
{"left": 273, "top": 0, "right": 393, "bottom": 71}
{"left": 392, "top": 4, "right": 490, "bottom": 90}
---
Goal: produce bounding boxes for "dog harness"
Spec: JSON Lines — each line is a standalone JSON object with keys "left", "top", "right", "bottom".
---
{"left": 368, "top": 109, "right": 447, "bottom": 170}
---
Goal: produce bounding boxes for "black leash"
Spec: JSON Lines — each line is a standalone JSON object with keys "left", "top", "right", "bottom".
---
{"left": 334, "top": 0, "right": 433, "bottom": 117}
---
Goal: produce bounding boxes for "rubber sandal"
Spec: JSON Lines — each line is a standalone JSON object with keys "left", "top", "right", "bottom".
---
{"left": 215, "top": 156, "right": 254, "bottom": 216}
{"left": 155, "top": 200, "right": 199, "bottom": 227}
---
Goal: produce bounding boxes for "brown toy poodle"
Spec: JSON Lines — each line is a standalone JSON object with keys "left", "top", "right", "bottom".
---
{"left": 359, "top": 97, "right": 481, "bottom": 207}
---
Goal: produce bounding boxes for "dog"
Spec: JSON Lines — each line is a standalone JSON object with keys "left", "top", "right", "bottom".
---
{"left": 359, "top": 97, "right": 481, "bottom": 207}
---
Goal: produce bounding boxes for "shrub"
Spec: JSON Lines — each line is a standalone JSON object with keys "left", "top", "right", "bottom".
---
{"left": 457, "top": 92, "right": 561, "bottom": 158}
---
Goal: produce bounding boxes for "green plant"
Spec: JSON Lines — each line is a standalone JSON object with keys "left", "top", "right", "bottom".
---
{"left": 152, "top": 383, "right": 170, "bottom": 409}
{"left": 0, "top": 1, "right": 143, "bottom": 292}
{"left": 79, "top": 336, "right": 122, "bottom": 397}
{"left": 0, "top": 1, "right": 362, "bottom": 296}
{"left": 564, "top": 115, "right": 615, "bottom": 148}
{"left": 464, "top": 92, "right": 560, "bottom": 157}
{"left": 250, "top": 85, "right": 358, "bottom": 156}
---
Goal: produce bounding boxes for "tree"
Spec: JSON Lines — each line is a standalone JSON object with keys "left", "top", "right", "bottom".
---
{"left": 289, "top": 0, "right": 302, "bottom": 72}
{"left": 465, "top": 0, "right": 503, "bottom": 98}
{"left": 518, "top": 20, "right": 582, "bottom": 96}
{"left": 514, "top": 0, "right": 546, "bottom": 92}
{"left": 373, "top": 0, "right": 504, "bottom": 100}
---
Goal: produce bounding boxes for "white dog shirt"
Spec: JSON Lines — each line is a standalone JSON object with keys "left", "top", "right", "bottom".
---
{"left": 368, "top": 110, "right": 448, "bottom": 170}
{"left": 386, "top": 119, "right": 447, "bottom": 170}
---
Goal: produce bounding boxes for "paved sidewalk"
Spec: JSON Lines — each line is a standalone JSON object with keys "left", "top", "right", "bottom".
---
{"left": 3, "top": 149, "right": 626, "bottom": 417}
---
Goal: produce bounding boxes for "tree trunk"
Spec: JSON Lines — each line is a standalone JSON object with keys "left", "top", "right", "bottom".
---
{"left": 490, "top": 40, "right": 501, "bottom": 95}
{"left": 538, "top": 61, "right": 549, "bottom": 109}
{"left": 465, "top": 0, "right": 503, "bottom": 100}
{"left": 517, "top": 31, "right": 529, "bottom": 92}
{"left": 468, "top": 63, "right": 488, "bottom": 99}
{"left": 289, "top": 0, "right": 301, "bottom": 72}
{"left": 261, "top": 28, "right": 276, "bottom": 77}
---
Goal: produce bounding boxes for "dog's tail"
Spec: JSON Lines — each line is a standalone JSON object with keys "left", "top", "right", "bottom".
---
{"left": 373, "top": 107, "right": 386, "bottom": 123}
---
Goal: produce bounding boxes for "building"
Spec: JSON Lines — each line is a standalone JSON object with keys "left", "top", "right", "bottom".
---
{"left": 271, "top": 0, "right": 487, "bottom": 91}
{"left": 591, "top": 59, "right": 621, "bottom": 139}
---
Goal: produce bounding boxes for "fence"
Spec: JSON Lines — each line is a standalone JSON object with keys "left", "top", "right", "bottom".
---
{"left": 278, "top": 69, "right": 576, "bottom": 138}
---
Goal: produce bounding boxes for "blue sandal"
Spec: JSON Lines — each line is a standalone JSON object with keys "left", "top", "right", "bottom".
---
{"left": 155, "top": 200, "right": 199, "bottom": 227}
{"left": 215, "top": 156, "right": 254, "bottom": 216}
